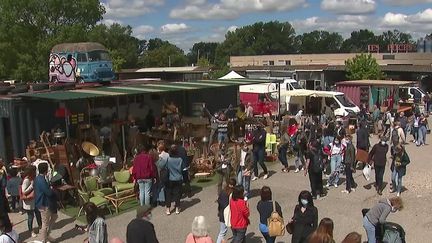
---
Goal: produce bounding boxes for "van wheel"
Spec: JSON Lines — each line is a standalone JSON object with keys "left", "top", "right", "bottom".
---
{"left": 51, "top": 77, "right": 58, "bottom": 83}
{"left": 76, "top": 77, "right": 84, "bottom": 84}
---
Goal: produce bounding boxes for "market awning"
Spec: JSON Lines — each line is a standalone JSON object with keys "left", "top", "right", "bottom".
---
{"left": 19, "top": 78, "right": 270, "bottom": 101}
{"left": 337, "top": 80, "right": 415, "bottom": 86}
{"left": 281, "top": 89, "right": 343, "bottom": 98}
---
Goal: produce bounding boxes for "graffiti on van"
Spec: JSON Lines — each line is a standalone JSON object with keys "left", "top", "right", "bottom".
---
{"left": 49, "top": 53, "right": 77, "bottom": 83}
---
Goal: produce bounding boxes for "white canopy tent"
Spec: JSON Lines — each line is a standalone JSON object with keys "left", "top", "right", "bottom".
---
{"left": 219, "top": 71, "right": 245, "bottom": 79}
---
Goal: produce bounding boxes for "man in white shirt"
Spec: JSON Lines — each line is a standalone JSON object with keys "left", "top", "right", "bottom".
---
{"left": 246, "top": 103, "right": 254, "bottom": 118}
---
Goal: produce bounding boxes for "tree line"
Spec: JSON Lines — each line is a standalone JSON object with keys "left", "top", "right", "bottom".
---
{"left": 0, "top": 0, "right": 430, "bottom": 81}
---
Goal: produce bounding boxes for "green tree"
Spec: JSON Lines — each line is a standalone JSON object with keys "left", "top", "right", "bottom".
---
{"left": 345, "top": 53, "right": 385, "bottom": 80}
{"left": 187, "top": 42, "right": 219, "bottom": 65}
{"left": 215, "top": 21, "right": 298, "bottom": 67}
{"left": 197, "top": 57, "right": 211, "bottom": 67}
{"left": 88, "top": 23, "right": 141, "bottom": 70}
{"left": 341, "top": 29, "right": 378, "bottom": 53}
{"left": 0, "top": 0, "right": 105, "bottom": 81}
{"left": 139, "top": 39, "right": 188, "bottom": 67}
{"left": 377, "top": 30, "right": 414, "bottom": 51}
{"left": 296, "top": 31, "right": 343, "bottom": 54}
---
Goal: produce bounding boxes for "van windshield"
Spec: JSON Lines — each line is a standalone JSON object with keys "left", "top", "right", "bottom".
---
{"left": 290, "top": 82, "right": 302, "bottom": 89}
{"left": 335, "top": 95, "right": 356, "bottom": 107}
{"left": 88, "top": 50, "right": 111, "bottom": 62}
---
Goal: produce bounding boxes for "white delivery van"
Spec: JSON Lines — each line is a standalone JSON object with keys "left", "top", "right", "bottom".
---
{"left": 400, "top": 86, "right": 426, "bottom": 102}
{"left": 239, "top": 79, "right": 303, "bottom": 115}
{"left": 281, "top": 90, "right": 360, "bottom": 117}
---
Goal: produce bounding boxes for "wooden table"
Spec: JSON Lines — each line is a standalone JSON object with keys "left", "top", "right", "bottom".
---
{"left": 104, "top": 188, "right": 136, "bottom": 213}
{"left": 55, "top": 184, "right": 77, "bottom": 208}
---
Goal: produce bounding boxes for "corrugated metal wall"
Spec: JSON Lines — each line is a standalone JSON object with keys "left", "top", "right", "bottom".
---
{"left": 337, "top": 85, "right": 361, "bottom": 107}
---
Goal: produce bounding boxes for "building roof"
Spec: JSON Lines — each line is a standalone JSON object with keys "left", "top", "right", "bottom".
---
{"left": 120, "top": 66, "right": 210, "bottom": 73}
{"left": 19, "top": 78, "right": 269, "bottom": 102}
{"left": 233, "top": 64, "right": 432, "bottom": 73}
{"left": 336, "top": 80, "right": 415, "bottom": 86}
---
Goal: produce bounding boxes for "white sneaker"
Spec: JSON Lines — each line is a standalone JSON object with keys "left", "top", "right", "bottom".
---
{"left": 263, "top": 174, "right": 268, "bottom": 179}
{"left": 334, "top": 184, "right": 338, "bottom": 188}
{"left": 325, "top": 184, "right": 331, "bottom": 188}
{"left": 397, "top": 192, "right": 401, "bottom": 197}
{"left": 351, "top": 188, "right": 356, "bottom": 192}
{"left": 301, "top": 167, "right": 305, "bottom": 171}
{"left": 294, "top": 168, "right": 299, "bottom": 173}
{"left": 341, "top": 190, "right": 349, "bottom": 194}
{"left": 244, "top": 196, "right": 248, "bottom": 201}
{"left": 251, "top": 176, "right": 258, "bottom": 181}
{"left": 31, "top": 232, "right": 37, "bottom": 238}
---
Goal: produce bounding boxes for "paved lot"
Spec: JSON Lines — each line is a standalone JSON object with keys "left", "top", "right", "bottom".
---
{"left": 11, "top": 134, "right": 432, "bottom": 243}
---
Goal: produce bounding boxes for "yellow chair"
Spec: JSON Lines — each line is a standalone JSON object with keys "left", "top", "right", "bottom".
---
{"left": 113, "top": 170, "right": 134, "bottom": 196}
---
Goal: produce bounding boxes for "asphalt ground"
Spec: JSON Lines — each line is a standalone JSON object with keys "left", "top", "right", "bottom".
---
{"left": 10, "top": 133, "right": 432, "bottom": 243}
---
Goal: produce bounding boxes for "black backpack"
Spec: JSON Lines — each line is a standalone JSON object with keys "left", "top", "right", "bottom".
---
{"left": 391, "top": 129, "right": 399, "bottom": 145}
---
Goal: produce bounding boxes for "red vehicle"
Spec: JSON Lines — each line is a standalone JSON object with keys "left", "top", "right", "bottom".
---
{"left": 239, "top": 83, "right": 279, "bottom": 116}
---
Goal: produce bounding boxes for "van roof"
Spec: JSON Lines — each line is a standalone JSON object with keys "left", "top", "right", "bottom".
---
{"left": 239, "top": 83, "right": 278, "bottom": 93}
{"left": 51, "top": 42, "right": 107, "bottom": 53}
{"left": 281, "top": 89, "right": 344, "bottom": 98}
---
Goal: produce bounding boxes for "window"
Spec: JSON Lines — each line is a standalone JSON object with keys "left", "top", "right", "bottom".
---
{"left": 285, "top": 60, "right": 291, "bottom": 65}
{"left": 77, "top": 53, "right": 87, "bottom": 62}
{"left": 335, "top": 95, "right": 356, "bottom": 107}
{"left": 88, "top": 50, "right": 111, "bottom": 62}
{"left": 262, "top": 60, "right": 269, "bottom": 66}
{"left": 383, "top": 54, "right": 395, "bottom": 60}
{"left": 325, "top": 97, "right": 340, "bottom": 108}
{"left": 269, "top": 61, "right": 274, "bottom": 66}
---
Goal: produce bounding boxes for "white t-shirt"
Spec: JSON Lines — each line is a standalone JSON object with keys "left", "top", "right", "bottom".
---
{"left": 330, "top": 143, "right": 343, "bottom": 155}
{"left": 240, "top": 150, "right": 247, "bottom": 167}
{"left": 0, "top": 230, "right": 19, "bottom": 243}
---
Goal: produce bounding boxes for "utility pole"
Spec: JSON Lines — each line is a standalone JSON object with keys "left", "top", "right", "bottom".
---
{"left": 168, "top": 55, "right": 171, "bottom": 67}
{"left": 197, "top": 49, "right": 200, "bottom": 64}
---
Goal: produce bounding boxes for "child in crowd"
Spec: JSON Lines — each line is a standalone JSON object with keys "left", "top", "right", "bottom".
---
{"left": 6, "top": 167, "right": 22, "bottom": 211}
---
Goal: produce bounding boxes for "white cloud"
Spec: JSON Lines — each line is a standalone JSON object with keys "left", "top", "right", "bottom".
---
{"left": 407, "top": 8, "right": 432, "bottom": 23}
{"left": 102, "top": 0, "right": 164, "bottom": 18}
{"left": 170, "top": 0, "right": 306, "bottom": 20}
{"left": 133, "top": 25, "right": 155, "bottom": 39}
{"left": 160, "top": 23, "right": 190, "bottom": 34}
{"left": 227, "top": 25, "right": 238, "bottom": 32}
{"left": 383, "top": 0, "right": 432, "bottom": 6}
{"left": 321, "top": 0, "right": 376, "bottom": 15}
{"left": 170, "top": 5, "right": 237, "bottom": 20}
{"left": 381, "top": 13, "right": 409, "bottom": 27}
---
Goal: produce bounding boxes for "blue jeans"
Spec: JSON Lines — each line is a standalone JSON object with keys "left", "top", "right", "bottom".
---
{"left": 418, "top": 126, "right": 427, "bottom": 145}
{"left": 259, "top": 223, "right": 275, "bottom": 243}
{"left": 391, "top": 169, "right": 403, "bottom": 194}
{"left": 363, "top": 216, "right": 376, "bottom": 243}
{"left": 278, "top": 145, "right": 288, "bottom": 168}
{"left": 330, "top": 154, "right": 342, "bottom": 185}
{"left": 218, "top": 133, "right": 228, "bottom": 144}
{"left": 253, "top": 147, "right": 268, "bottom": 177}
{"left": 237, "top": 168, "right": 251, "bottom": 198}
{"left": 231, "top": 228, "right": 247, "bottom": 243}
{"left": 26, "top": 209, "right": 42, "bottom": 232}
{"left": 216, "top": 222, "right": 228, "bottom": 243}
{"left": 137, "top": 179, "right": 153, "bottom": 206}
{"left": 295, "top": 150, "right": 305, "bottom": 169}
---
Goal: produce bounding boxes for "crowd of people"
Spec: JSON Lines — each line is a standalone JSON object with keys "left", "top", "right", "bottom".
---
{"left": 0, "top": 101, "right": 425, "bottom": 243}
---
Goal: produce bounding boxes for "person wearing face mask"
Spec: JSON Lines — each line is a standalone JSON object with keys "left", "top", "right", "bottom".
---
{"left": 326, "top": 136, "right": 344, "bottom": 188}
{"left": 334, "top": 119, "right": 346, "bottom": 138}
{"left": 368, "top": 135, "right": 389, "bottom": 195}
{"left": 390, "top": 145, "right": 410, "bottom": 197}
{"left": 363, "top": 197, "right": 403, "bottom": 243}
{"left": 290, "top": 190, "right": 318, "bottom": 243}
{"left": 126, "top": 205, "right": 159, "bottom": 243}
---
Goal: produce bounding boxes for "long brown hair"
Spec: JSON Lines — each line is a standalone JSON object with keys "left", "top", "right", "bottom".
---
{"left": 308, "top": 231, "right": 333, "bottom": 243}
{"left": 224, "top": 178, "right": 236, "bottom": 196}
{"left": 342, "top": 232, "right": 361, "bottom": 243}
{"left": 317, "top": 217, "right": 334, "bottom": 238}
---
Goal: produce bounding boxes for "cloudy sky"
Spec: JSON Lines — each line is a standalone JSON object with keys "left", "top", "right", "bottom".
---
{"left": 100, "top": 0, "right": 432, "bottom": 51}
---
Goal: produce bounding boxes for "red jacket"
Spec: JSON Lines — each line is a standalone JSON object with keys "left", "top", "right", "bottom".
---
{"left": 132, "top": 152, "right": 156, "bottom": 180}
{"left": 230, "top": 198, "right": 250, "bottom": 229}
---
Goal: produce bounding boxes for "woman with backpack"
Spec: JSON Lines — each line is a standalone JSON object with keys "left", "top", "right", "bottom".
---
{"left": 304, "top": 140, "right": 325, "bottom": 199}
{"left": 390, "top": 145, "right": 410, "bottom": 197}
{"left": 290, "top": 191, "right": 318, "bottom": 243}
{"left": 256, "top": 186, "right": 283, "bottom": 243}
{"left": 216, "top": 179, "right": 236, "bottom": 243}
